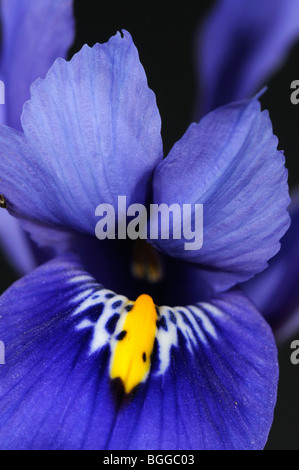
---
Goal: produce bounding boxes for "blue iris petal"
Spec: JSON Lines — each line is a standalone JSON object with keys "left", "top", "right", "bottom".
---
{"left": 243, "top": 191, "right": 299, "bottom": 341}
{"left": 0, "top": 31, "right": 163, "bottom": 237}
{"left": 151, "top": 97, "right": 290, "bottom": 293}
{"left": 0, "top": 256, "right": 278, "bottom": 450}
{"left": 0, "top": 0, "right": 75, "bottom": 274}
{"left": 196, "top": 0, "right": 299, "bottom": 117}
{"left": 1, "top": 0, "right": 75, "bottom": 130}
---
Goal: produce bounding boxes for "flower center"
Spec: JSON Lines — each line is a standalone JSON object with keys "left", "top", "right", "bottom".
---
{"left": 109, "top": 293, "right": 158, "bottom": 394}
{"left": 131, "top": 239, "right": 163, "bottom": 284}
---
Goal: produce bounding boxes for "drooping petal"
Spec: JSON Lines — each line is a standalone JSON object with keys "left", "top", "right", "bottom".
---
{"left": 0, "top": 32, "right": 163, "bottom": 236}
{"left": 195, "top": 0, "right": 299, "bottom": 118}
{"left": 151, "top": 97, "right": 290, "bottom": 293}
{"left": 243, "top": 191, "right": 299, "bottom": 342}
{"left": 0, "top": 0, "right": 75, "bottom": 130}
{"left": 0, "top": 255, "right": 278, "bottom": 449}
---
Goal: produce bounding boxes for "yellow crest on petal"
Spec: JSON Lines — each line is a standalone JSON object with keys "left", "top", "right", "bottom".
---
{"left": 110, "top": 294, "right": 158, "bottom": 394}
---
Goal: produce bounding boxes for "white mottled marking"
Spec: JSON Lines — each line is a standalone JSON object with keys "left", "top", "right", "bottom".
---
{"left": 68, "top": 276, "right": 222, "bottom": 378}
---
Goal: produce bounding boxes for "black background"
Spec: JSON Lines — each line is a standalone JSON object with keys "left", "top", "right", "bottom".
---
{"left": 1, "top": 0, "right": 299, "bottom": 450}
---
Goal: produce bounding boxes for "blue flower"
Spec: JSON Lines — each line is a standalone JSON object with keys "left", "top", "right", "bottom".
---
{"left": 0, "top": 0, "right": 75, "bottom": 275}
{"left": 0, "top": 30, "right": 290, "bottom": 450}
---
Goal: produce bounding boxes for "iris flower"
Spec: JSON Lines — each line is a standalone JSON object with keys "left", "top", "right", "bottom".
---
{"left": 0, "top": 27, "right": 290, "bottom": 449}
{"left": 2, "top": 0, "right": 299, "bottom": 343}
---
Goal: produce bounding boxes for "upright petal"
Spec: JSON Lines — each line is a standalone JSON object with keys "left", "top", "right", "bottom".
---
{"left": 151, "top": 97, "right": 290, "bottom": 292}
{"left": 0, "top": 0, "right": 75, "bottom": 129}
{"left": 0, "top": 32, "right": 163, "bottom": 235}
{"left": 195, "top": 0, "right": 299, "bottom": 117}
{"left": 0, "top": 255, "right": 278, "bottom": 449}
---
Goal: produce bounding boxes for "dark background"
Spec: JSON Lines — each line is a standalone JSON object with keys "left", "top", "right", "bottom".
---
{"left": 1, "top": 0, "right": 299, "bottom": 450}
